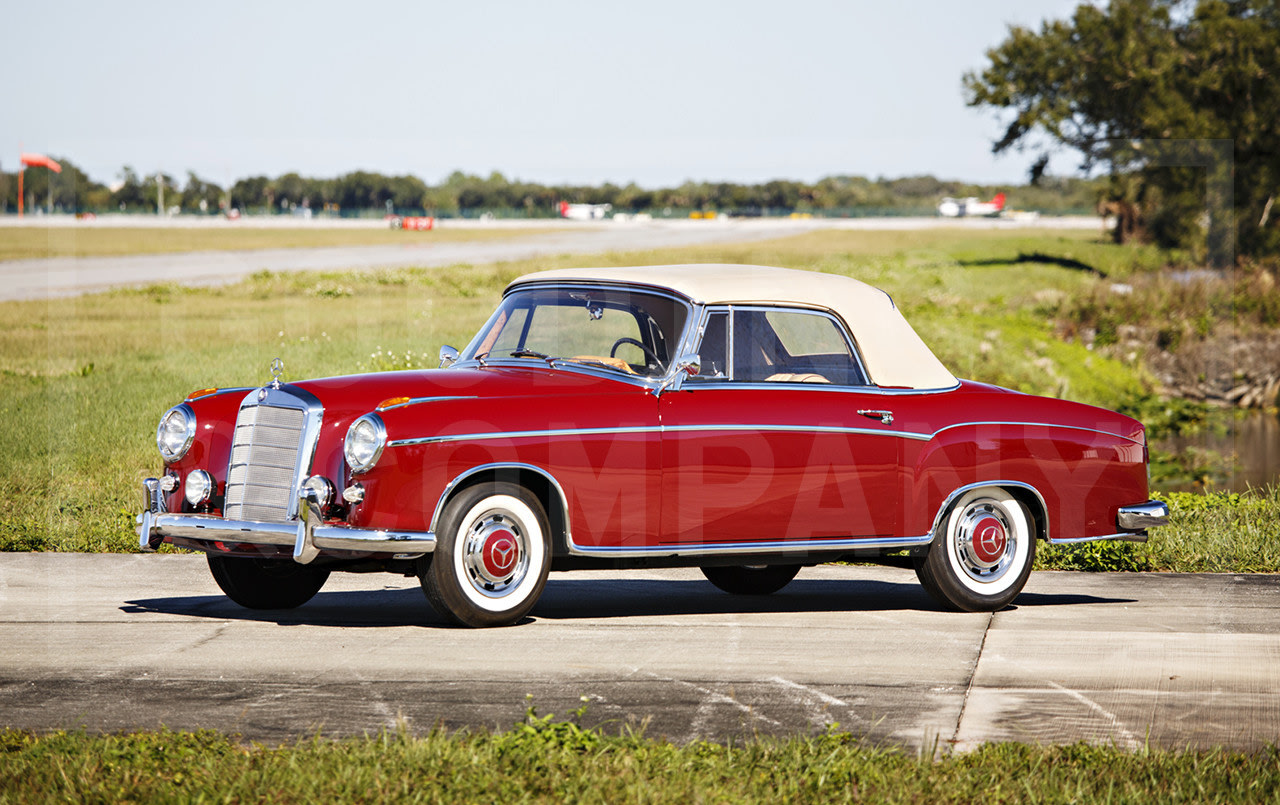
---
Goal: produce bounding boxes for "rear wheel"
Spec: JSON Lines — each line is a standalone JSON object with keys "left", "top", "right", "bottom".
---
{"left": 701, "top": 564, "right": 800, "bottom": 596}
{"left": 207, "top": 554, "right": 330, "bottom": 610}
{"left": 420, "top": 483, "right": 551, "bottom": 627}
{"left": 915, "top": 488, "right": 1035, "bottom": 612}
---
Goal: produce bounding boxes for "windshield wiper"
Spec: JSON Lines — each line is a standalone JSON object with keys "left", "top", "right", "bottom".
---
{"left": 509, "top": 349, "right": 559, "bottom": 367}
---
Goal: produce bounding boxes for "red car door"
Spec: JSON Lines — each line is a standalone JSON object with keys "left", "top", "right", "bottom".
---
{"left": 659, "top": 307, "right": 902, "bottom": 545}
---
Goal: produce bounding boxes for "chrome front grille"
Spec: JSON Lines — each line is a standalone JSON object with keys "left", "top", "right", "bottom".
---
{"left": 223, "top": 395, "right": 311, "bottom": 523}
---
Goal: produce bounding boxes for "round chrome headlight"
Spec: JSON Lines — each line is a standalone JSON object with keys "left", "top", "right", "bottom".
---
{"left": 184, "top": 469, "right": 214, "bottom": 506}
{"left": 157, "top": 404, "right": 196, "bottom": 462}
{"left": 344, "top": 414, "right": 386, "bottom": 474}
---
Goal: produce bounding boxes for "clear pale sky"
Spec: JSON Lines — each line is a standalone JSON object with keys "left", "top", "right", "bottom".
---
{"left": 3, "top": 0, "right": 1085, "bottom": 189}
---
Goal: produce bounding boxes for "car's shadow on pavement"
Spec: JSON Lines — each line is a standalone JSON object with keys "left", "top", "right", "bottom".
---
{"left": 122, "top": 578, "right": 1134, "bottom": 628}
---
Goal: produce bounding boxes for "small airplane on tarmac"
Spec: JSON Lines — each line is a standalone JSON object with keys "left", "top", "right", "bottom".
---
{"left": 937, "top": 192, "right": 1006, "bottom": 218}
{"left": 559, "top": 201, "right": 612, "bottom": 220}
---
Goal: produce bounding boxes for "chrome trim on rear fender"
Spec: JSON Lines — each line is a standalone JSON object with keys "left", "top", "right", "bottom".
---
{"left": 928, "top": 480, "right": 1050, "bottom": 543}
{"left": 1048, "top": 531, "right": 1149, "bottom": 545}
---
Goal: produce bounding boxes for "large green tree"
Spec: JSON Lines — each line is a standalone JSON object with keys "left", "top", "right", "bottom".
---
{"left": 965, "top": 0, "right": 1280, "bottom": 262}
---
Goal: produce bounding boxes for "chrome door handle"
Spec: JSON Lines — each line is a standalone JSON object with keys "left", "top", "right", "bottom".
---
{"left": 857, "top": 409, "right": 894, "bottom": 425}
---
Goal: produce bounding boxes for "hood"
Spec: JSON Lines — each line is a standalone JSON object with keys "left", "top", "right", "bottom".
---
{"left": 291, "top": 365, "right": 635, "bottom": 414}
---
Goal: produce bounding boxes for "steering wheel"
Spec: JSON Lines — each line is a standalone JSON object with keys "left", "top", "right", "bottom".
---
{"left": 610, "top": 337, "right": 663, "bottom": 370}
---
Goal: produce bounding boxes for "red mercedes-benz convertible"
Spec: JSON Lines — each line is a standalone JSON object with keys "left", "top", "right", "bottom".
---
{"left": 139, "top": 264, "right": 1167, "bottom": 626}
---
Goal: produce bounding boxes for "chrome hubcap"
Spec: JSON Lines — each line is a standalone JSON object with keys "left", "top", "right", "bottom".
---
{"left": 462, "top": 511, "right": 529, "bottom": 598}
{"left": 955, "top": 501, "right": 1016, "bottom": 582}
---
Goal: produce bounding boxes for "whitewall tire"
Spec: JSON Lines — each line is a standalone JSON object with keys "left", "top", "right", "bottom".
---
{"left": 420, "top": 483, "right": 551, "bottom": 627}
{"left": 915, "top": 487, "right": 1036, "bottom": 612}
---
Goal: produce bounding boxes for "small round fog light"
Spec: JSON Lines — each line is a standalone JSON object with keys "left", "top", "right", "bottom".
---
{"left": 302, "top": 475, "right": 335, "bottom": 510}
{"left": 184, "top": 470, "right": 214, "bottom": 506}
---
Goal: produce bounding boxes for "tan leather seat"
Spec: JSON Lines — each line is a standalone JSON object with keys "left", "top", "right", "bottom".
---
{"left": 568, "top": 356, "right": 636, "bottom": 374}
{"left": 764, "top": 372, "right": 829, "bottom": 383}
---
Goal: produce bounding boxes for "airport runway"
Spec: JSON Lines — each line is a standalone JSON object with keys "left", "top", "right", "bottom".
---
{"left": 0, "top": 217, "right": 1101, "bottom": 302}
{"left": 2, "top": 553, "right": 1276, "bottom": 751}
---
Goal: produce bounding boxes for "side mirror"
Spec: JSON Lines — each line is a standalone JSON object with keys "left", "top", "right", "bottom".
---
{"left": 438, "top": 345, "right": 459, "bottom": 369}
{"left": 675, "top": 354, "right": 701, "bottom": 377}
{"left": 656, "top": 353, "right": 700, "bottom": 395}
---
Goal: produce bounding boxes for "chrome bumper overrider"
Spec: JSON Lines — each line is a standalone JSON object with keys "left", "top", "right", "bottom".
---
{"left": 1116, "top": 499, "right": 1170, "bottom": 531}
{"left": 137, "top": 478, "right": 435, "bottom": 564}
{"left": 1047, "top": 499, "right": 1169, "bottom": 545}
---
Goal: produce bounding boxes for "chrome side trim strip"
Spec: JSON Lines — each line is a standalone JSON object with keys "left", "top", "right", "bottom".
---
{"left": 662, "top": 423, "right": 932, "bottom": 441}
{"left": 931, "top": 420, "right": 1143, "bottom": 445}
{"left": 387, "top": 419, "right": 1135, "bottom": 450}
{"left": 184, "top": 386, "right": 253, "bottom": 402}
{"left": 1049, "top": 532, "right": 1149, "bottom": 545}
{"left": 377, "top": 395, "right": 478, "bottom": 411}
{"left": 391, "top": 426, "right": 660, "bottom": 448}
{"left": 390, "top": 423, "right": 930, "bottom": 448}
{"left": 566, "top": 533, "right": 934, "bottom": 558}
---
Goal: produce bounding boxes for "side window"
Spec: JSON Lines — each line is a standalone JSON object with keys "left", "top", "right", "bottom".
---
{"left": 687, "top": 311, "right": 728, "bottom": 381}
{"left": 690, "top": 307, "right": 866, "bottom": 386}
{"left": 757, "top": 309, "right": 865, "bottom": 385}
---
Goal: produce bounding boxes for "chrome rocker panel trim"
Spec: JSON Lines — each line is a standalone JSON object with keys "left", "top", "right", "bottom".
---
{"left": 566, "top": 532, "right": 935, "bottom": 559}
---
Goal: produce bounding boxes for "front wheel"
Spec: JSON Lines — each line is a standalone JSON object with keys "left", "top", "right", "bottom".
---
{"left": 915, "top": 488, "right": 1035, "bottom": 612}
{"left": 701, "top": 564, "right": 800, "bottom": 595}
{"left": 207, "top": 554, "right": 330, "bottom": 610}
{"left": 420, "top": 483, "right": 551, "bottom": 627}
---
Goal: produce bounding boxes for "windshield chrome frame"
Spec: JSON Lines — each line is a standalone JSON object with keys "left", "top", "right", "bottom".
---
{"left": 452, "top": 281, "right": 700, "bottom": 390}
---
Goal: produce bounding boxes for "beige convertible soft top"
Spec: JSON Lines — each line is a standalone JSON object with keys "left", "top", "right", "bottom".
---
{"left": 510, "top": 264, "right": 959, "bottom": 391}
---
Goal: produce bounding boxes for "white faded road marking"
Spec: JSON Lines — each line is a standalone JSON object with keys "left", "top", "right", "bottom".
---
{"left": 643, "top": 672, "right": 781, "bottom": 741}
{"left": 1047, "top": 680, "right": 1142, "bottom": 750}
{"left": 768, "top": 676, "right": 849, "bottom": 707}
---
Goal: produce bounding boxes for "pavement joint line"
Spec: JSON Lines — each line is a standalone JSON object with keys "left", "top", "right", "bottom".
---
{"left": 950, "top": 611, "right": 994, "bottom": 747}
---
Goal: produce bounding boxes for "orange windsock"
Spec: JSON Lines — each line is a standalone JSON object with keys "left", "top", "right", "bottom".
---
{"left": 20, "top": 152, "right": 62, "bottom": 173}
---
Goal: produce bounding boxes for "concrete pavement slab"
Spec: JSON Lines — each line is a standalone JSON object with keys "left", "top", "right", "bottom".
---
{"left": 1, "top": 554, "right": 1277, "bottom": 750}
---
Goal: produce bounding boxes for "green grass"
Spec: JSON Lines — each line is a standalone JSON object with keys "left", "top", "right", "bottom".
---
{"left": 0, "top": 224, "right": 548, "bottom": 261}
{"left": 1038, "top": 488, "right": 1280, "bottom": 573}
{"left": 0, "top": 227, "right": 1268, "bottom": 560}
{"left": 2, "top": 724, "right": 1278, "bottom": 804}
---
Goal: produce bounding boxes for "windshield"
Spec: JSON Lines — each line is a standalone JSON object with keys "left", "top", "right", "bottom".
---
{"left": 461, "top": 286, "right": 690, "bottom": 378}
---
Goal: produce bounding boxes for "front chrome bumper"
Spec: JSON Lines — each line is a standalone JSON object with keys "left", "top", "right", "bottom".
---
{"left": 137, "top": 478, "right": 435, "bottom": 564}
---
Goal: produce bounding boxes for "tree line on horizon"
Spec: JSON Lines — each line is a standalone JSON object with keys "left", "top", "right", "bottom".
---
{"left": 0, "top": 159, "right": 1102, "bottom": 220}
